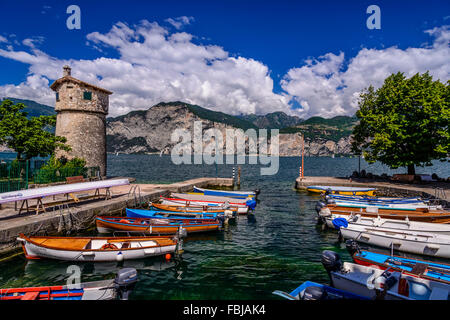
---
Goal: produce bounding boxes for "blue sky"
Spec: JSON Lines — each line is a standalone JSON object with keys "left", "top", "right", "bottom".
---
{"left": 0, "top": 0, "right": 449, "bottom": 117}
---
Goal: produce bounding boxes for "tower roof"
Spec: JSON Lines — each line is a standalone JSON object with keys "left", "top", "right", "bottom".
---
{"left": 50, "top": 66, "right": 113, "bottom": 95}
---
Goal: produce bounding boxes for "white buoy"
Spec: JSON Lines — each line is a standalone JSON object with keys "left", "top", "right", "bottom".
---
{"left": 116, "top": 251, "right": 124, "bottom": 262}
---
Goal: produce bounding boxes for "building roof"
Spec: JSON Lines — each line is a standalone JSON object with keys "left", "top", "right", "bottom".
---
{"left": 50, "top": 75, "right": 113, "bottom": 95}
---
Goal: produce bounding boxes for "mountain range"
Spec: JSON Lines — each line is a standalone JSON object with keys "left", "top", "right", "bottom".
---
{"left": 1, "top": 97, "right": 357, "bottom": 156}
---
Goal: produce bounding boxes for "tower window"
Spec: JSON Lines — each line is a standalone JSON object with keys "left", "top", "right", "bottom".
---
{"left": 83, "top": 91, "right": 92, "bottom": 100}
{"left": 56, "top": 92, "right": 59, "bottom": 102}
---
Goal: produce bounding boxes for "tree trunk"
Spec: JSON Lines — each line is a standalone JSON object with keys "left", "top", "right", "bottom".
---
{"left": 407, "top": 164, "right": 415, "bottom": 175}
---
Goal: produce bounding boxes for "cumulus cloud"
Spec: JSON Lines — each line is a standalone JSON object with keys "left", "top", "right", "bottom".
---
{"left": 282, "top": 25, "right": 450, "bottom": 118}
{"left": 0, "top": 36, "right": 7, "bottom": 43}
{"left": 0, "top": 20, "right": 289, "bottom": 116}
{"left": 0, "top": 20, "right": 448, "bottom": 119}
{"left": 165, "top": 16, "right": 194, "bottom": 30}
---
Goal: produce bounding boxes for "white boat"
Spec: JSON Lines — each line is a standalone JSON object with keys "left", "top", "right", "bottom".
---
{"left": 17, "top": 234, "right": 180, "bottom": 262}
{"left": 193, "top": 186, "right": 258, "bottom": 199}
{"left": 321, "top": 251, "right": 450, "bottom": 300}
{"left": 325, "top": 214, "right": 450, "bottom": 235}
{"left": 171, "top": 192, "right": 252, "bottom": 204}
{"left": 339, "top": 223, "right": 450, "bottom": 258}
{"left": 327, "top": 199, "right": 442, "bottom": 210}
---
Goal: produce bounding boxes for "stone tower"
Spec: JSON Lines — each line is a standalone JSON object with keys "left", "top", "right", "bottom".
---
{"left": 50, "top": 66, "right": 112, "bottom": 176}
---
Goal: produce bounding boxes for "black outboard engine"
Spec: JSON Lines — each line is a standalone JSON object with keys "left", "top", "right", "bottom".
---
{"left": 114, "top": 268, "right": 138, "bottom": 300}
{"left": 325, "top": 188, "right": 332, "bottom": 196}
{"left": 254, "top": 189, "right": 261, "bottom": 196}
{"left": 321, "top": 250, "right": 342, "bottom": 286}
{"left": 345, "top": 239, "right": 360, "bottom": 257}
{"left": 302, "top": 286, "right": 328, "bottom": 300}
{"left": 315, "top": 201, "right": 326, "bottom": 214}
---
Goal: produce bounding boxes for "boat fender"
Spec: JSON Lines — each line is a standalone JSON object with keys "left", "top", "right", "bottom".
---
{"left": 345, "top": 239, "right": 360, "bottom": 256}
{"left": 116, "top": 251, "right": 124, "bottom": 262}
{"left": 302, "top": 286, "right": 328, "bottom": 300}
{"left": 114, "top": 268, "right": 138, "bottom": 300}
{"left": 321, "top": 250, "right": 343, "bottom": 276}
{"left": 332, "top": 218, "right": 348, "bottom": 230}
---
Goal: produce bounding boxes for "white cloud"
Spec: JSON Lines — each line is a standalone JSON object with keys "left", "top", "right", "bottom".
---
{"left": 0, "top": 21, "right": 448, "bottom": 119}
{"left": 165, "top": 16, "right": 194, "bottom": 30}
{"left": 282, "top": 25, "right": 450, "bottom": 118}
{"left": 0, "top": 20, "right": 289, "bottom": 116}
{"left": 0, "top": 35, "right": 7, "bottom": 43}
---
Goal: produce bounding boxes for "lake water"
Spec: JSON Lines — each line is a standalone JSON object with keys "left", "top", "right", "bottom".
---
{"left": 0, "top": 154, "right": 448, "bottom": 299}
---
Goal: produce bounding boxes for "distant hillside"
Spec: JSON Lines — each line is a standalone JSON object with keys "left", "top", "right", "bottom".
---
{"left": 239, "top": 111, "right": 303, "bottom": 129}
{"left": 1, "top": 97, "right": 55, "bottom": 118}
{"left": 280, "top": 115, "right": 358, "bottom": 142}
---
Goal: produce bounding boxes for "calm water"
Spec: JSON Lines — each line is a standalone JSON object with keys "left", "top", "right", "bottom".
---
{"left": 0, "top": 155, "right": 448, "bottom": 299}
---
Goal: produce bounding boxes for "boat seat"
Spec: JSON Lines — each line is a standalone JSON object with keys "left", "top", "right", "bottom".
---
{"left": 410, "top": 263, "right": 428, "bottom": 276}
{"left": 21, "top": 291, "right": 40, "bottom": 300}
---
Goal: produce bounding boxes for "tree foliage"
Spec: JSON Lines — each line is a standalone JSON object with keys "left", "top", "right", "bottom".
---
{"left": 0, "top": 99, "right": 70, "bottom": 160}
{"left": 352, "top": 72, "right": 449, "bottom": 175}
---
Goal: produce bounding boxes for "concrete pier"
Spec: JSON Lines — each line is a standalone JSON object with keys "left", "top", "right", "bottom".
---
{"left": 295, "top": 176, "right": 449, "bottom": 200}
{"left": 0, "top": 177, "right": 233, "bottom": 257}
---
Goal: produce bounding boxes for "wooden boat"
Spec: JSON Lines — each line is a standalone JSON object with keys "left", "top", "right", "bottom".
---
{"left": 126, "top": 208, "right": 221, "bottom": 220}
{"left": 326, "top": 194, "right": 423, "bottom": 204}
{"left": 96, "top": 216, "right": 221, "bottom": 234}
{"left": 319, "top": 204, "right": 450, "bottom": 223}
{"left": 273, "top": 281, "right": 368, "bottom": 300}
{"left": 17, "top": 233, "right": 180, "bottom": 262}
{"left": 326, "top": 198, "right": 442, "bottom": 210}
{"left": 346, "top": 243, "right": 450, "bottom": 285}
{"left": 193, "top": 186, "right": 258, "bottom": 199}
{"left": 322, "top": 250, "right": 450, "bottom": 300}
{"left": 307, "top": 185, "right": 376, "bottom": 196}
{"left": 161, "top": 197, "right": 250, "bottom": 214}
{"left": 151, "top": 202, "right": 238, "bottom": 215}
{"left": 339, "top": 223, "right": 450, "bottom": 258}
{"left": 325, "top": 214, "right": 450, "bottom": 235}
{"left": 0, "top": 268, "right": 137, "bottom": 300}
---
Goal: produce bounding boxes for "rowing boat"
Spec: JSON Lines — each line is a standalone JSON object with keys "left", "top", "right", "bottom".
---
{"left": 161, "top": 197, "right": 250, "bottom": 214}
{"left": 17, "top": 233, "right": 180, "bottom": 262}
{"left": 326, "top": 194, "right": 423, "bottom": 204}
{"left": 322, "top": 250, "right": 450, "bottom": 300}
{"left": 339, "top": 223, "right": 450, "bottom": 258}
{"left": 193, "top": 186, "right": 258, "bottom": 199}
{"left": 0, "top": 268, "right": 138, "bottom": 300}
{"left": 151, "top": 202, "right": 238, "bottom": 214}
{"left": 346, "top": 243, "right": 450, "bottom": 285}
{"left": 325, "top": 214, "right": 450, "bottom": 235}
{"left": 318, "top": 204, "right": 450, "bottom": 223}
{"left": 96, "top": 216, "right": 221, "bottom": 234}
{"left": 126, "top": 208, "right": 221, "bottom": 220}
{"left": 272, "top": 281, "right": 368, "bottom": 300}
{"left": 307, "top": 185, "right": 376, "bottom": 196}
{"left": 326, "top": 198, "right": 442, "bottom": 210}
{"left": 171, "top": 192, "right": 256, "bottom": 208}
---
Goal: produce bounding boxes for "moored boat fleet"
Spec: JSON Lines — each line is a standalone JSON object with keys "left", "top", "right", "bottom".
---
{"left": 2, "top": 186, "right": 259, "bottom": 300}
{"left": 275, "top": 185, "right": 450, "bottom": 300}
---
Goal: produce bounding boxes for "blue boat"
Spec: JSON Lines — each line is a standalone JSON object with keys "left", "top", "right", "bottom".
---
{"left": 193, "top": 186, "right": 258, "bottom": 199}
{"left": 352, "top": 250, "right": 450, "bottom": 285}
{"left": 273, "top": 281, "right": 368, "bottom": 300}
{"left": 126, "top": 208, "right": 220, "bottom": 220}
{"left": 327, "top": 194, "right": 425, "bottom": 204}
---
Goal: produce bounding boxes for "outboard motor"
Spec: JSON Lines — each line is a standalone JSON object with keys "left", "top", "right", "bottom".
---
{"left": 325, "top": 188, "right": 332, "bottom": 196}
{"left": 345, "top": 239, "right": 360, "bottom": 257}
{"left": 114, "top": 268, "right": 138, "bottom": 300}
{"left": 302, "top": 286, "right": 328, "bottom": 300}
{"left": 177, "top": 227, "right": 188, "bottom": 239}
{"left": 315, "top": 201, "right": 326, "bottom": 214}
{"left": 321, "top": 250, "right": 342, "bottom": 286}
{"left": 326, "top": 199, "right": 336, "bottom": 205}
{"left": 253, "top": 189, "right": 261, "bottom": 197}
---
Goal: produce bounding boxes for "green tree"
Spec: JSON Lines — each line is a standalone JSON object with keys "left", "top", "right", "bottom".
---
{"left": 0, "top": 99, "right": 70, "bottom": 160}
{"left": 352, "top": 72, "right": 449, "bottom": 175}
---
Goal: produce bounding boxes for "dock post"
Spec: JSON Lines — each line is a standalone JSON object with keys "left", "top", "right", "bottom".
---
{"left": 237, "top": 166, "right": 241, "bottom": 188}
{"left": 232, "top": 167, "right": 236, "bottom": 188}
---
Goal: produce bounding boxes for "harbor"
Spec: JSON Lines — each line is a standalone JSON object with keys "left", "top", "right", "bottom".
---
{"left": 0, "top": 176, "right": 233, "bottom": 257}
